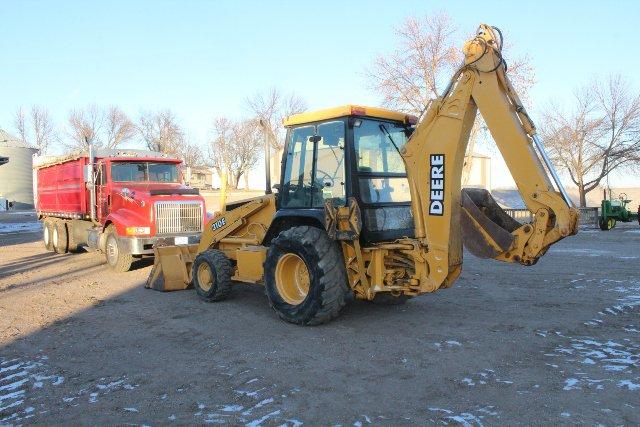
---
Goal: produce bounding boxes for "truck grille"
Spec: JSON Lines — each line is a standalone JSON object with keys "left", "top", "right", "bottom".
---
{"left": 155, "top": 201, "right": 203, "bottom": 235}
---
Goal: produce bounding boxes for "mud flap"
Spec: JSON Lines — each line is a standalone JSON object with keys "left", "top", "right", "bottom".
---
{"left": 145, "top": 244, "right": 199, "bottom": 291}
{"left": 461, "top": 188, "right": 521, "bottom": 259}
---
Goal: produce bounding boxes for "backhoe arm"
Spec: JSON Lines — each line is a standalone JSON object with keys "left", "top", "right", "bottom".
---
{"left": 401, "top": 24, "right": 579, "bottom": 292}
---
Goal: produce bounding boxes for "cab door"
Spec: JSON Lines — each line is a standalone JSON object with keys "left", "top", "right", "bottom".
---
{"left": 280, "top": 121, "right": 346, "bottom": 209}
{"left": 96, "top": 161, "right": 109, "bottom": 223}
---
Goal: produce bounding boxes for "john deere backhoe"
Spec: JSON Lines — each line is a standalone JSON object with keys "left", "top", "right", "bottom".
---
{"left": 146, "top": 24, "right": 579, "bottom": 325}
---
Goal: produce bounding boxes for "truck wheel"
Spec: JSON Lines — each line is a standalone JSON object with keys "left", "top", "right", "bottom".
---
{"left": 65, "top": 222, "right": 81, "bottom": 253}
{"left": 43, "top": 219, "right": 54, "bottom": 251}
{"left": 192, "top": 249, "right": 233, "bottom": 301}
{"left": 264, "top": 226, "right": 348, "bottom": 326}
{"left": 53, "top": 220, "right": 69, "bottom": 254}
{"left": 105, "top": 225, "right": 134, "bottom": 272}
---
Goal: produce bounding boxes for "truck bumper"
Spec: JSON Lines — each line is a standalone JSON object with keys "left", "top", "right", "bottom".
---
{"left": 118, "top": 234, "right": 201, "bottom": 255}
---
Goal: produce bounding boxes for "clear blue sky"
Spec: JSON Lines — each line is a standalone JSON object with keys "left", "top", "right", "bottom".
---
{"left": 1, "top": 0, "right": 639, "bottom": 185}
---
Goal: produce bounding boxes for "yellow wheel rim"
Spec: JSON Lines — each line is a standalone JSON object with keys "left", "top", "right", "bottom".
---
{"left": 608, "top": 218, "right": 614, "bottom": 229}
{"left": 275, "top": 253, "right": 310, "bottom": 305}
{"left": 197, "top": 262, "right": 214, "bottom": 292}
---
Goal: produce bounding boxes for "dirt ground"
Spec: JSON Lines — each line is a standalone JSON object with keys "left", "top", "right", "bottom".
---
{"left": 0, "top": 211, "right": 638, "bottom": 426}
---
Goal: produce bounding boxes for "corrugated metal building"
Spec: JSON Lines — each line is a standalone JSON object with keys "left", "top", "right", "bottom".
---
{"left": 0, "top": 128, "right": 37, "bottom": 209}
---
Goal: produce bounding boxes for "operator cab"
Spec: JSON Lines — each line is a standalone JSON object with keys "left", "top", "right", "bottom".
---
{"left": 280, "top": 105, "right": 417, "bottom": 243}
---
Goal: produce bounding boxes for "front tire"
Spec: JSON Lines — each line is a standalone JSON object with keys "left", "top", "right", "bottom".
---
{"left": 192, "top": 249, "right": 233, "bottom": 301}
{"left": 264, "top": 226, "right": 348, "bottom": 326}
{"left": 105, "top": 225, "right": 134, "bottom": 272}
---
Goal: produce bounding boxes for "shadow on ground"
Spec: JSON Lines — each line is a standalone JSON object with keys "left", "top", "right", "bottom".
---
{"left": 1, "top": 227, "right": 639, "bottom": 425}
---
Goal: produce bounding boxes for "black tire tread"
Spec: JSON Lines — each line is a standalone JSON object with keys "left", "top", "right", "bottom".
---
{"left": 192, "top": 249, "right": 233, "bottom": 302}
{"left": 264, "top": 226, "right": 348, "bottom": 326}
{"left": 66, "top": 221, "right": 82, "bottom": 253}
{"left": 53, "top": 220, "right": 69, "bottom": 254}
{"left": 106, "top": 225, "right": 134, "bottom": 272}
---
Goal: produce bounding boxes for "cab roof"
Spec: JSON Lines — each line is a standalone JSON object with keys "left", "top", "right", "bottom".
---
{"left": 283, "top": 105, "right": 418, "bottom": 127}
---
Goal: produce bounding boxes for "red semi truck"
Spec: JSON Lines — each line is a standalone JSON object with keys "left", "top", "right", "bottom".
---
{"left": 33, "top": 148, "right": 206, "bottom": 271}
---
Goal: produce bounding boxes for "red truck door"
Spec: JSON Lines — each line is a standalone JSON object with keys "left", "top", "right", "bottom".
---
{"left": 96, "top": 162, "right": 109, "bottom": 223}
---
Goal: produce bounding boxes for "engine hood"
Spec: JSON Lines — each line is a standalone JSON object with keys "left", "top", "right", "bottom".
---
{"left": 112, "top": 183, "right": 200, "bottom": 200}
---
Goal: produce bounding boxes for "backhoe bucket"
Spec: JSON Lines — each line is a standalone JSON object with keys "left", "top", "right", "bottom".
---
{"left": 461, "top": 188, "right": 521, "bottom": 259}
{"left": 145, "top": 244, "right": 199, "bottom": 292}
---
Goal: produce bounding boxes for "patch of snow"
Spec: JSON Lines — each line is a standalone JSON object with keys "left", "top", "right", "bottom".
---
{"left": 563, "top": 378, "right": 580, "bottom": 391}
{"left": 618, "top": 380, "right": 640, "bottom": 391}
{"left": 0, "top": 221, "right": 42, "bottom": 234}
{"left": 246, "top": 410, "right": 281, "bottom": 427}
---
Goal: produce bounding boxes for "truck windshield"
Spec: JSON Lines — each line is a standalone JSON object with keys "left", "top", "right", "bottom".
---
{"left": 111, "top": 162, "right": 179, "bottom": 183}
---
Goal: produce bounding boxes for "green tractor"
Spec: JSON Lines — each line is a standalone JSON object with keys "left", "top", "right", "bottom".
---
{"left": 599, "top": 190, "right": 640, "bottom": 231}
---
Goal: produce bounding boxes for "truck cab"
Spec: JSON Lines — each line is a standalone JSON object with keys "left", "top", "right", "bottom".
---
{"left": 91, "top": 152, "right": 205, "bottom": 269}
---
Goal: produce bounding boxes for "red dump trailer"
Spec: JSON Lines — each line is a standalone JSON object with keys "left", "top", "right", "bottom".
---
{"left": 34, "top": 148, "right": 206, "bottom": 271}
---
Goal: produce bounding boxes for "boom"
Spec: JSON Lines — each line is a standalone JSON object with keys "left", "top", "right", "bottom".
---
{"left": 401, "top": 24, "right": 579, "bottom": 291}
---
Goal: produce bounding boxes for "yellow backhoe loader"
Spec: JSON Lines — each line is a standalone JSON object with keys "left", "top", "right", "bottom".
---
{"left": 146, "top": 24, "right": 579, "bottom": 325}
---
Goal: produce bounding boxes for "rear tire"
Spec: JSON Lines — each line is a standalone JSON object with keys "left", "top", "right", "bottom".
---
{"left": 66, "top": 221, "right": 81, "bottom": 253}
{"left": 105, "top": 225, "right": 134, "bottom": 272}
{"left": 599, "top": 217, "right": 615, "bottom": 231}
{"left": 43, "top": 218, "right": 54, "bottom": 251}
{"left": 264, "top": 226, "right": 348, "bottom": 326}
{"left": 192, "top": 249, "right": 233, "bottom": 301}
{"left": 53, "top": 220, "right": 69, "bottom": 254}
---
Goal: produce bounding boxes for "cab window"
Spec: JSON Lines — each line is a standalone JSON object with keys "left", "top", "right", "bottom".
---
{"left": 354, "top": 119, "right": 411, "bottom": 203}
{"left": 280, "top": 122, "right": 346, "bottom": 208}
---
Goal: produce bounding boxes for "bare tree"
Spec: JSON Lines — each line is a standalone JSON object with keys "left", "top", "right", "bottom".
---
{"left": 231, "top": 120, "right": 262, "bottom": 188}
{"left": 366, "top": 12, "right": 535, "bottom": 116}
{"left": 67, "top": 105, "right": 104, "bottom": 149}
{"left": 208, "top": 117, "right": 262, "bottom": 189}
{"left": 104, "top": 106, "right": 136, "bottom": 148}
{"left": 541, "top": 75, "right": 640, "bottom": 207}
{"left": 367, "top": 13, "right": 460, "bottom": 117}
{"left": 208, "top": 117, "right": 234, "bottom": 182}
{"left": 137, "top": 110, "right": 185, "bottom": 154}
{"left": 246, "top": 87, "right": 307, "bottom": 150}
{"left": 14, "top": 108, "right": 27, "bottom": 144}
{"left": 66, "top": 105, "right": 135, "bottom": 150}
{"left": 179, "top": 141, "right": 204, "bottom": 168}
{"left": 13, "top": 106, "right": 56, "bottom": 153}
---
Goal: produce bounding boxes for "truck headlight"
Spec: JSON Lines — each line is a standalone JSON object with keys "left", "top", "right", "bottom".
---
{"left": 125, "top": 226, "right": 151, "bottom": 236}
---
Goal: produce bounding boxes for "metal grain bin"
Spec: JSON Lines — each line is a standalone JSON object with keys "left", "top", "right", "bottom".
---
{"left": 0, "top": 129, "right": 37, "bottom": 209}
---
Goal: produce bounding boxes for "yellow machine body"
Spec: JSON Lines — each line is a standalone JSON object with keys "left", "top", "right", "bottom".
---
{"left": 146, "top": 24, "right": 579, "bottom": 323}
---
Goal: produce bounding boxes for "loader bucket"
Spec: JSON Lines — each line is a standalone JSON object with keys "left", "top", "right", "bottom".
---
{"left": 460, "top": 188, "right": 521, "bottom": 259}
{"left": 145, "top": 244, "right": 199, "bottom": 292}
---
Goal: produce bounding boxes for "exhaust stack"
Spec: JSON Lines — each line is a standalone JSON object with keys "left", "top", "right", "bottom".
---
{"left": 87, "top": 142, "right": 97, "bottom": 222}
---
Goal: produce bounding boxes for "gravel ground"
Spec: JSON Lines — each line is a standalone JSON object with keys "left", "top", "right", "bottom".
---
{"left": 0, "top": 211, "right": 638, "bottom": 426}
